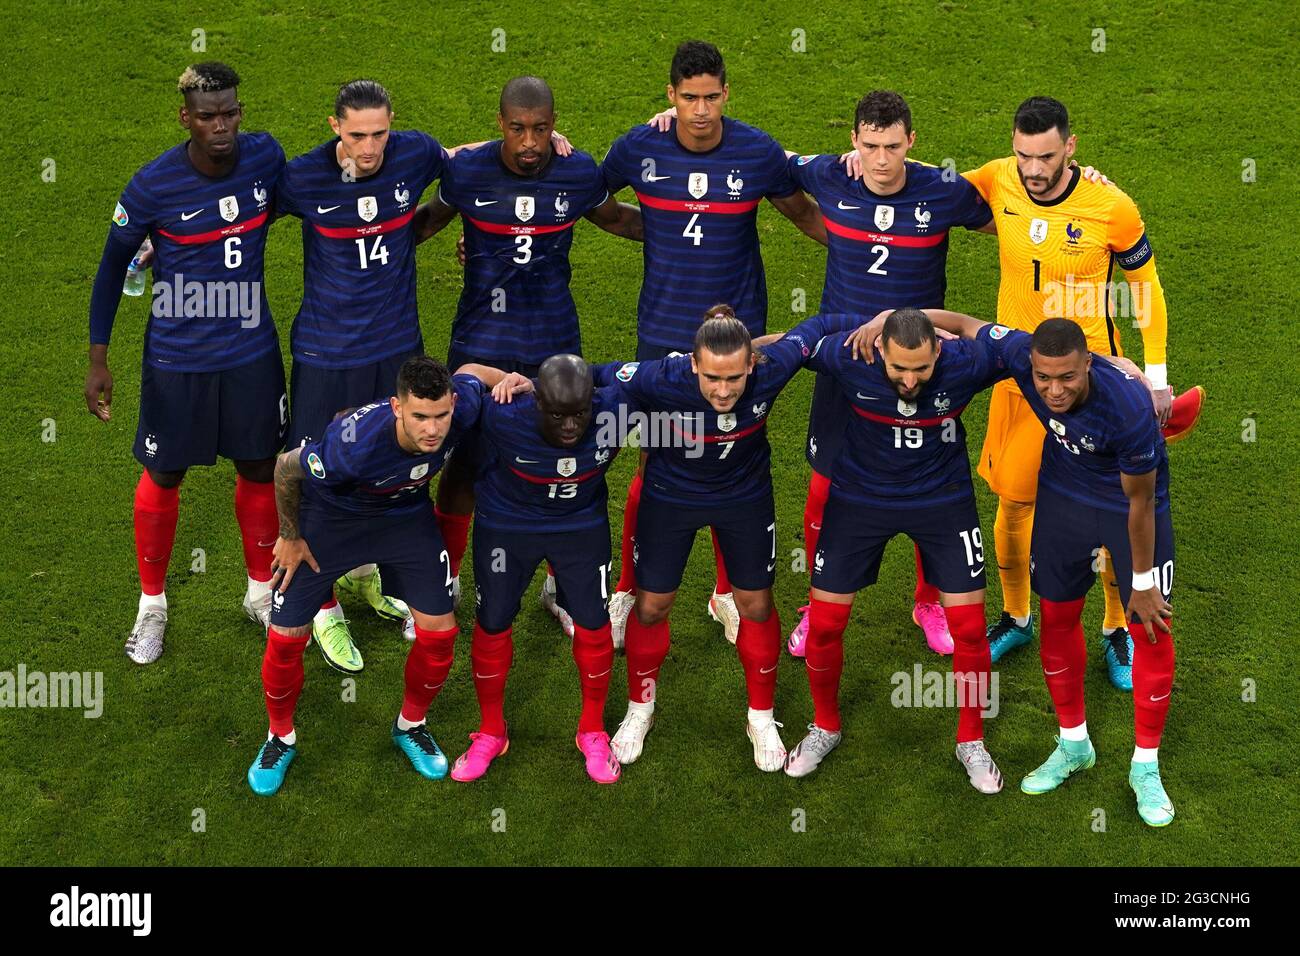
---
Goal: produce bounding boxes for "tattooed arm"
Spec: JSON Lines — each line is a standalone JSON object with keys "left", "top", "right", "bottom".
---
{"left": 270, "top": 449, "right": 319, "bottom": 592}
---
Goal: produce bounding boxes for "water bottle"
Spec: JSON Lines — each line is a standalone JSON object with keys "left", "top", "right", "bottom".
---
{"left": 123, "top": 240, "right": 151, "bottom": 297}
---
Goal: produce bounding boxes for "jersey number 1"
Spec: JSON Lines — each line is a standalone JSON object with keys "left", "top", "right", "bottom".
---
{"left": 355, "top": 235, "right": 390, "bottom": 269}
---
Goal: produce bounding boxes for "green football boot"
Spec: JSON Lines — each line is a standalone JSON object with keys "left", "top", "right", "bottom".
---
{"left": 1020, "top": 735, "right": 1096, "bottom": 794}
{"left": 313, "top": 613, "right": 363, "bottom": 673}
{"left": 336, "top": 567, "right": 409, "bottom": 621}
{"left": 1130, "top": 760, "right": 1175, "bottom": 827}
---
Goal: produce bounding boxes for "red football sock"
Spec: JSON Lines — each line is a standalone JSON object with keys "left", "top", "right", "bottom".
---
{"left": 319, "top": 595, "right": 338, "bottom": 612}
{"left": 913, "top": 543, "right": 940, "bottom": 605}
{"left": 946, "top": 603, "right": 991, "bottom": 743}
{"left": 573, "top": 622, "right": 614, "bottom": 733}
{"left": 803, "top": 472, "right": 830, "bottom": 594}
{"left": 806, "top": 599, "right": 851, "bottom": 732}
{"left": 133, "top": 471, "right": 180, "bottom": 596}
{"left": 736, "top": 613, "right": 781, "bottom": 709}
{"left": 624, "top": 613, "right": 670, "bottom": 704}
{"left": 262, "top": 629, "right": 310, "bottom": 737}
{"left": 400, "top": 624, "right": 459, "bottom": 724}
{"left": 710, "top": 528, "right": 732, "bottom": 596}
{"left": 1130, "top": 619, "right": 1175, "bottom": 749}
{"left": 235, "top": 475, "right": 277, "bottom": 583}
{"left": 435, "top": 506, "right": 472, "bottom": 577}
{"left": 615, "top": 474, "right": 643, "bottom": 594}
{"left": 1039, "top": 597, "right": 1088, "bottom": 731}
{"left": 470, "top": 623, "right": 513, "bottom": 736}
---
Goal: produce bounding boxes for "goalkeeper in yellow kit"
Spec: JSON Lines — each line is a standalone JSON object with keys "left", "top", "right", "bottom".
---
{"left": 963, "top": 97, "right": 1203, "bottom": 688}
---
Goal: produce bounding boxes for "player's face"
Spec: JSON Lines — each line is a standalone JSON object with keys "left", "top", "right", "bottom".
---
{"left": 497, "top": 105, "right": 554, "bottom": 175}
{"left": 851, "top": 121, "right": 915, "bottom": 192}
{"left": 536, "top": 391, "right": 594, "bottom": 448}
{"left": 1012, "top": 129, "right": 1077, "bottom": 197}
{"left": 691, "top": 347, "right": 757, "bottom": 413}
{"left": 329, "top": 106, "right": 392, "bottom": 176}
{"left": 667, "top": 74, "right": 728, "bottom": 145}
{"left": 881, "top": 339, "right": 939, "bottom": 401}
{"left": 180, "top": 89, "right": 243, "bottom": 159}
{"left": 1030, "top": 349, "right": 1092, "bottom": 413}
{"left": 392, "top": 392, "right": 456, "bottom": 454}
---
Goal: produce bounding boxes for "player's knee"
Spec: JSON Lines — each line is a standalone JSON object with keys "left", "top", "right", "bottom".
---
{"left": 633, "top": 594, "right": 671, "bottom": 627}
{"left": 233, "top": 457, "right": 275, "bottom": 483}
{"left": 410, "top": 609, "right": 456, "bottom": 633}
{"left": 146, "top": 467, "right": 186, "bottom": 489}
{"left": 732, "top": 588, "right": 773, "bottom": 622}
{"left": 269, "top": 623, "right": 311, "bottom": 641}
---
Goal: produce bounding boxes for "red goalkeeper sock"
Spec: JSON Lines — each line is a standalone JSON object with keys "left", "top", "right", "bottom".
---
{"left": 134, "top": 471, "right": 180, "bottom": 596}
{"left": 615, "top": 474, "right": 643, "bottom": 594}
{"left": 913, "top": 543, "right": 940, "bottom": 605}
{"left": 470, "top": 623, "right": 513, "bottom": 736}
{"left": 435, "top": 506, "right": 472, "bottom": 578}
{"left": 710, "top": 528, "right": 732, "bottom": 596}
{"left": 400, "top": 624, "right": 459, "bottom": 724}
{"left": 736, "top": 613, "right": 781, "bottom": 709}
{"left": 573, "top": 622, "right": 614, "bottom": 733}
{"left": 235, "top": 475, "right": 277, "bottom": 583}
{"left": 946, "top": 603, "right": 991, "bottom": 743}
{"left": 1130, "top": 619, "right": 1175, "bottom": 748}
{"left": 262, "top": 629, "right": 310, "bottom": 737}
{"left": 624, "top": 613, "right": 670, "bottom": 704}
{"left": 1039, "top": 597, "right": 1088, "bottom": 731}
{"left": 807, "top": 599, "right": 851, "bottom": 732}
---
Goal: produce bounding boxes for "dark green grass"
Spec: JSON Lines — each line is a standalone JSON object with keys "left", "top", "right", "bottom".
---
{"left": 1, "top": 0, "right": 1297, "bottom": 865}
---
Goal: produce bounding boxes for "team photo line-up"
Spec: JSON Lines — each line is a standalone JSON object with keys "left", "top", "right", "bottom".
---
{"left": 84, "top": 40, "right": 1204, "bottom": 824}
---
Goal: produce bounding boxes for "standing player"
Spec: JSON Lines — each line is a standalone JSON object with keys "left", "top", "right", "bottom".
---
{"left": 602, "top": 40, "right": 827, "bottom": 646}
{"left": 412, "top": 75, "right": 642, "bottom": 636}
{"left": 782, "top": 309, "right": 1014, "bottom": 787}
{"left": 85, "top": 63, "right": 287, "bottom": 664}
{"left": 594, "top": 307, "right": 853, "bottom": 772}
{"left": 277, "top": 79, "right": 448, "bottom": 673}
{"left": 917, "top": 310, "right": 1177, "bottom": 827}
{"left": 247, "top": 357, "right": 522, "bottom": 796}
{"left": 447, "top": 355, "right": 624, "bottom": 784}
{"left": 961, "top": 97, "right": 1201, "bottom": 686}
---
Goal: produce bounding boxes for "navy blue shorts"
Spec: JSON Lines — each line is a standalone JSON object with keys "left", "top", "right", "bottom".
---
{"left": 805, "top": 371, "right": 849, "bottom": 476}
{"left": 473, "top": 520, "right": 611, "bottom": 632}
{"left": 134, "top": 347, "right": 287, "bottom": 472}
{"left": 287, "top": 350, "right": 418, "bottom": 448}
{"left": 1031, "top": 484, "right": 1175, "bottom": 615}
{"left": 269, "top": 503, "right": 453, "bottom": 628}
{"left": 442, "top": 347, "right": 546, "bottom": 486}
{"left": 812, "top": 490, "right": 987, "bottom": 595}
{"left": 634, "top": 491, "right": 777, "bottom": 593}
{"left": 635, "top": 340, "right": 687, "bottom": 363}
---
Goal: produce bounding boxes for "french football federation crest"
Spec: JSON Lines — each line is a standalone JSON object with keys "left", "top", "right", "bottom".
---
{"left": 357, "top": 196, "right": 378, "bottom": 222}
{"left": 726, "top": 170, "right": 743, "bottom": 197}
{"left": 1049, "top": 419, "right": 1066, "bottom": 436}
{"left": 515, "top": 196, "right": 534, "bottom": 222}
{"left": 874, "top": 204, "right": 894, "bottom": 230}
{"left": 1079, "top": 435, "right": 1096, "bottom": 452}
{"left": 934, "top": 393, "right": 951, "bottom": 413}
{"left": 410, "top": 463, "right": 429, "bottom": 480}
{"left": 557, "top": 457, "right": 577, "bottom": 477}
{"left": 219, "top": 195, "right": 239, "bottom": 222}
{"left": 1029, "top": 217, "right": 1049, "bottom": 244}
{"left": 814, "top": 550, "right": 825, "bottom": 572}
{"left": 914, "top": 204, "right": 931, "bottom": 228}
{"left": 688, "top": 172, "right": 708, "bottom": 199}
{"left": 594, "top": 449, "right": 610, "bottom": 465}
{"left": 394, "top": 186, "right": 410, "bottom": 205}
{"left": 253, "top": 186, "right": 267, "bottom": 205}
{"left": 752, "top": 402, "right": 769, "bottom": 418}
{"left": 554, "top": 193, "right": 570, "bottom": 218}
{"left": 717, "top": 413, "right": 737, "bottom": 432}
{"left": 897, "top": 399, "right": 917, "bottom": 417}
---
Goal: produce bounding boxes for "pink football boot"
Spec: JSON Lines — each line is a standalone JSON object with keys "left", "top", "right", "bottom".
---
{"left": 450, "top": 731, "right": 509, "bottom": 782}
{"left": 575, "top": 731, "right": 621, "bottom": 784}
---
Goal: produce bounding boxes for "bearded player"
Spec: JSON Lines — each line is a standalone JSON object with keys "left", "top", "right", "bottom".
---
{"left": 85, "top": 62, "right": 287, "bottom": 664}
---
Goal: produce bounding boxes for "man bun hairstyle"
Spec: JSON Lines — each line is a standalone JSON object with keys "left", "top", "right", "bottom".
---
{"left": 1031, "top": 318, "right": 1089, "bottom": 357}
{"left": 693, "top": 303, "right": 752, "bottom": 359}
{"left": 396, "top": 355, "right": 452, "bottom": 401}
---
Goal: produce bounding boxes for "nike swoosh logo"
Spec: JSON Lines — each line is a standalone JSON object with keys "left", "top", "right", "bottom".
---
{"left": 837, "top": 201, "right": 861, "bottom": 210}
{"left": 586, "top": 668, "right": 612, "bottom": 679}
{"left": 1002, "top": 206, "right": 1019, "bottom": 216}
{"left": 644, "top": 174, "right": 671, "bottom": 182}
{"left": 143, "top": 556, "right": 164, "bottom": 563}
{"left": 474, "top": 672, "right": 500, "bottom": 679}
{"left": 317, "top": 205, "right": 341, "bottom": 214}
{"left": 1149, "top": 692, "right": 1170, "bottom": 702}
{"left": 807, "top": 663, "right": 831, "bottom": 672}
{"left": 256, "top": 540, "right": 277, "bottom": 549}
{"left": 970, "top": 566, "right": 985, "bottom": 577}
{"left": 635, "top": 668, "right": 656, "bottom": 676}
{"left": 766, "top": 563, "right": 775, "bottom": 573}
{"left": 180, "top": 209, "right": 204, "bottom": 221}
{"left": 1044, "top": 666, "right": 1069, "bottom": 675}
{"left": 855, "top": 392, "right": 879, "bottom": 401}
{"left": 809, "top": 523, "right": 821, "bottom": 531}
{"left": 266, "top": 690, "right": 292, "bottom": 700}
{"left": 514, "top": 457, "right": 540, "bottom": 464}
{"left": 759, "top": 664, "right": 777, "bottom": 674}
{"left": 474, "top": 199, "right": 498, "bottom": 206}
{"left": 423, "top": 682, "right": 445, "bottom": 690}
{"left": 374, "top": 475, "right": 399, "bottom": 486}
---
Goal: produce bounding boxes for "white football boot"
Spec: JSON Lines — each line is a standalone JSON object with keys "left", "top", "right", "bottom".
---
{"left": 956, "top": 740, "right": 1004, "bottom": 794}
{"left": 746, "top": 709, "right": 787, "bottom": 772}
{"left": 707, "top": 590, "right": 741, "bottom": 644}
{"left": 607, "top": 590, "right": 636, "bottom": 650}
{"left": 610, "top": 700, "right": 655, "bottom": 764}
{"left": 540, "top": 573, "right": 575, "bottom": 638}
{"left": 784, "top": 724, "right": 843, "bottom": 778}
{"left": 125, "top": 605, "right": 168, "bottom": 665}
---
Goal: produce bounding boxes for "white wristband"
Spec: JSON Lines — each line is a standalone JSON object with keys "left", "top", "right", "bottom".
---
{"left": 1144, "top": 363, "right": 1168, "bottom": 391}
{"left": 1132, "top": 569, "right": 1158, "bottom": 591}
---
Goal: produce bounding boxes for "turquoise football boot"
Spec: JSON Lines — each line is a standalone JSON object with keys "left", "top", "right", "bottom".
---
{"left": 1130, "top": 760, "right": 1175, "bottom": 827}
{"left": 248, "top": 736, "right": 297, "bottom": 796}
{"left": 392, "top": 719, "right": 449, "bottom": 780}
{"left": 1020, "top": 735, "right": 1096, "bottom": 794}
{"left": 1101, "top": 628, "right": 1135, "bottom": 691}
{"left": 987, "top": 611, "right": 1035, "bottom": 663}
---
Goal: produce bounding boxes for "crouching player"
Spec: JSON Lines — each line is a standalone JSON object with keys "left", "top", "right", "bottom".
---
{"left": 784, "top": 309, "right": 1009, "bottom": 791}
{"left": 448, "top": 355, "right": 624, "bottom": 784}
{"left": 923, "top": 311, "right": 1178, "bottom": 826}
{"left": 247, "top": 356, "right": 516, "bottom": 795}
{"left": 593, "top": 307, "right": 853, "bottom": 772}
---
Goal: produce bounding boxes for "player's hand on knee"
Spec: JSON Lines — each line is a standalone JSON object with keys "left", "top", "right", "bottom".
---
{"left": 1128, "top": 588, "right": 1172, "bottom": 637}
{"left": 838, "top": 150, "right": 864, "bottom": 180}
{"left": 270, "top": 537, "right": 319, "bottom": 594}
{"left": 646, "top": 107, "right": 676, "bottom": 131}
{"left": 84, "top": 362, "right": 114, "bottom": 422}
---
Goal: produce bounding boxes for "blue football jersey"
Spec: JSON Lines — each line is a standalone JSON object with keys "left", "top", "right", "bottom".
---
{"left": 805, "top": 331, "right": 1010, "bottom": 507}
{"left": 979, "top": 325, "right": 1170, "bottom": 513}
{"left": 299, "top": 374, "right": 484, "bottom": 517}
{"left": 109, "top": 131, "right": 285, "bottom": 372}
{"left": 278, "top": 130, "right": 446, "bottom": 368}
{"left": 439, "top": 144, "right": 609, "bottom": 363}
{"left": 788, "top": 156, "right": 991, "bottom": 313}
{"left": 474, "top": 386, "right": 624, "bottom": 532}
{"left": 592, "top": 314, "right": 840, "bottom": 506}
{"left": 601, "top": 118, "right": 797, "bottom": 349}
